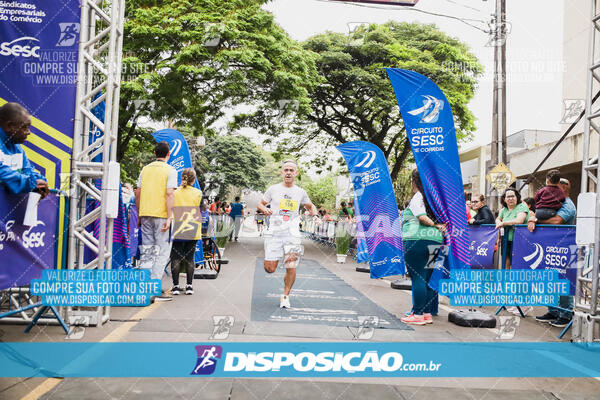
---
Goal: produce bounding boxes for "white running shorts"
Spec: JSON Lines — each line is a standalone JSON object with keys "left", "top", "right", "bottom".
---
{"left": 264, "top": 232, "right": 304, "bottom": 267}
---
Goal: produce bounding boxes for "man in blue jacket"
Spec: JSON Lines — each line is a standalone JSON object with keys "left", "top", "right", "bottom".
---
{"left": 0, "top": 102, "right": 49, "bottom": 197}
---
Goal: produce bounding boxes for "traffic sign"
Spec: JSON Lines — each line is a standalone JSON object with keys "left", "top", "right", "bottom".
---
{"left": 486, "top": 162, "right": 516, "bottom": 193}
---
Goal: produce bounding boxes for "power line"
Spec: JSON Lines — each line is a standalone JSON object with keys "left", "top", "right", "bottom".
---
{"left": 315, "top": 0, "right": 490, "bottom": 33}
{"left": 444, "top": 0, "right": 482, "bottom": 13}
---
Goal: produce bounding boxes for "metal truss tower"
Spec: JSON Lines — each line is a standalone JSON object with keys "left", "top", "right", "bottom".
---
{"left": 67, "top": 0, "right": 125, "bottom": 325}
{"left": 574, "top": 0, "right": 600, "bottom": 342}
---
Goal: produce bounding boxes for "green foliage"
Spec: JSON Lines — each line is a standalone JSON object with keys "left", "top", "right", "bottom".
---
{"left": 196, "top": 135, "right": 266, "bottom": 198}
{"left": 303, "top": 175, "right": 337, "bottom": 211}
{"left": 119, "top": 0, "right": 318, "bottom": 173}
{"left": 261, "top": 151, "right": 285, "bottom": 188}
{"left": 335, "top": 222, "right": 352, "bottom": 255}
{"left": 253, "top": 22, "right": 482, "bottom": 181}
{"left": 119, "top": 133, "right": 155, "bottom": 184}
{"left": 394, "top": 168, "right": 414, "bottom": 209}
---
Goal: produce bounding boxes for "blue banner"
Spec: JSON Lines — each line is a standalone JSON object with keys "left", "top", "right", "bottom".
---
{"left": 0, "top": 193, "right": 59, "bottom": 290}
{"left": 469, "top": 225, "right": 497, "bottom": 269}
{"left": 152, "top": 129, "right": 199, "bottom": 188}
{"left": 386, "top": 69, "right": 469, "bottom": 286}
{"left": 512, "top": 225, "right": 577, "bottom": 295}
{"left": 1, "top": 342, "right": 599, "bottom": 377}
{"left": 0, "top": 0, "right": 80, "bottom": 269}
{"left": 337, "top": 141, "right": 404, "bottom": 277}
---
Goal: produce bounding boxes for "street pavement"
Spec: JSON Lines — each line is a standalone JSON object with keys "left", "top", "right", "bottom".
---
{"left": 1, "top": 218, "right": 600, "bottom": 399}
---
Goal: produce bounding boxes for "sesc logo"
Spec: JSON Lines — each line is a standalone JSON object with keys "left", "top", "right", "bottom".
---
{"left": 476, "top": 240, "right": 490, "bottom": 257}
{"left": 0, "top": 37, "right": 40, "bottom": 58}
{"left": 22, "top": 221, "right": 46, "bottom": 249}
{"left": 523, "top": 243, "right": 544, "bottom": 270}
{"left": 191, "top": 345, "right": 222, "bottom": 375}
{"left": 356, "top": 150, "right": 376, "bottom": 169}
{"left": 170, "top": 139, "right": 182, "bottom": 157}
{"left": 407, "top": 95, "right": 444, "bottom": 124}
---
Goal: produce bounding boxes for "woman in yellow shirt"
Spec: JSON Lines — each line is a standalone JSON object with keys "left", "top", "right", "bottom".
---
{"left": 170, "top": 168, "right": 202, "bottom": 295}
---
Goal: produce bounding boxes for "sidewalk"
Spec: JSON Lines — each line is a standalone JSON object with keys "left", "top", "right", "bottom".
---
{"left": 1, "top": 231, "right": 599, "bottom": 399}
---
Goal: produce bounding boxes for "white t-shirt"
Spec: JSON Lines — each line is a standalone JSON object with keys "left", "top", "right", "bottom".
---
{"left": 263, "top": 183, "right": 311, "bottom": 233}
{"left": 408, "top": 191, "right": 427, "bottom": 217}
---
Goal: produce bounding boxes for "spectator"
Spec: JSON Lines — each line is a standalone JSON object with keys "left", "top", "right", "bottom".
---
{"left": 529, "top": 178, "right": 576, "bottom": 328}
{"left": 221, "top": 201, "right": 230, "bottom": 215}
{"left": 229, "top": 196, "right": 244, "bottom": 241}
{"left": 0, "top": 102, "right": 49, "bottom": 197}
{"left": 466, "top": 199, "right": 476, "bottom": 219}
{"left": 209, "top": 198, "right": 221, "bottom": 215}
{"left": 469, "top": 194, "right": 495, "bottom": 225}
{"left": 200, "top": 199, "right": 210, "bottom": 236}
{"left": 534, "top": 169, "right": 565, "bottom": 220}
{"left": 339, "top": 201, "right": 352, "bottom": 222}
{"left": 134, "top": 141, "right": 177, "bottom": 302}
{"left": 170, "top": 168, "right": 202, "bottom": 296}
{"left": 323, "top": 209, "right": 333, "bottom": 222}
{"left": 495, "top": 188, "right": 529, "bottom": 269}
{"left": 401, "top": 169, "right": 445, "bottom": 326}
{"left": 347, "top": 202, "right": 355, "bottom": 218}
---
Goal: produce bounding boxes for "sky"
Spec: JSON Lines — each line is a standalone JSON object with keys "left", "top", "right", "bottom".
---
{"left": 263, "top": 0, "right": 565, "bottom": 151}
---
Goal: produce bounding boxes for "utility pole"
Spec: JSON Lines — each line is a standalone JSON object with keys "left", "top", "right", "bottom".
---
{"left": 490, "top": 0, "right": 507, "bottom": 210}
{"left": 500, "top": 0, "right": 507, "bottom": 165}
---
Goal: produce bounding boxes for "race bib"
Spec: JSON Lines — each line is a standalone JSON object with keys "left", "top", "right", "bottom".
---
{"left": 279, "top": 199, "right": 298, "bottom": 211}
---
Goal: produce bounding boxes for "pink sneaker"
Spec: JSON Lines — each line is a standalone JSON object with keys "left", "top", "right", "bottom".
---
{"left": 423, "top": 313, "right": 433, "bottom": 324}
{"left": 401, "top": 314, "right": 427, "bottom": 325}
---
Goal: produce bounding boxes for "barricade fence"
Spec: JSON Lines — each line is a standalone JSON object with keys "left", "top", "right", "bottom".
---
{"left": 300, "top": 218, "right": 578, "bottom": 292}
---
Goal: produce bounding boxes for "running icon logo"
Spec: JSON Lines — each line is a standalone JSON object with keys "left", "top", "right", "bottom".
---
{"left": 56, "top": 23, "right": 80, "bottom": 47}
{"left": 407, "top": 95, "right": 444, "bottom": 124}
{"left": 191, "top": 345, "right": 223, "bottom": 375}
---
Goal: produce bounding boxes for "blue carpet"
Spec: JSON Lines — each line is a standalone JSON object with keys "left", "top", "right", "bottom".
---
{"left": 251, "top": 258, "right": 411, "bottom": 330}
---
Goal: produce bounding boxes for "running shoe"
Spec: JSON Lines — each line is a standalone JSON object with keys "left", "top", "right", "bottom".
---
{"left": 550, "top": 318, "right": 571, "bottom": 328}
{"left": 154, "top": 293, "right": 173, "bottom": 302}
{"left": 505, "top": 306, "right": 517, "bottom": 314}
{"left": 280, "top": 295, "right": 291, "bottom": 309}
{"left": 401, "top": 314, "right": 427, "bottom": 325}
{"left": 535, "top": 312, "right": 557, "bottom": 323}
{"left": 185, "top": 285, "right": 194, "bottom": 295}
{"left": 171, "top": 286, "right": 181, "bottom": 296}
{"left": 423, "top": 313, "right": 433, "bottom": 324}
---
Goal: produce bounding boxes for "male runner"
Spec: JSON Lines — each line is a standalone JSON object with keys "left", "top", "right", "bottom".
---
{"left": 258, "top": 160, "right": 317, "bottom": 308}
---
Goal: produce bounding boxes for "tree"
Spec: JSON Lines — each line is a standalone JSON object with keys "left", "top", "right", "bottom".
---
{"left": 394, "top": 168, "right": 413, "bottom": 209}
{"left": 118, "top": 0, "right": 318, "bottom": 167}
{"left": 248, "top": 22, "right": 482, "bottom": 181}
{"left": 195, "top": 135, "right": 266, "bottom": 199}
{"left": 303, "top": 175, "right": 338, "bottom": 211}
